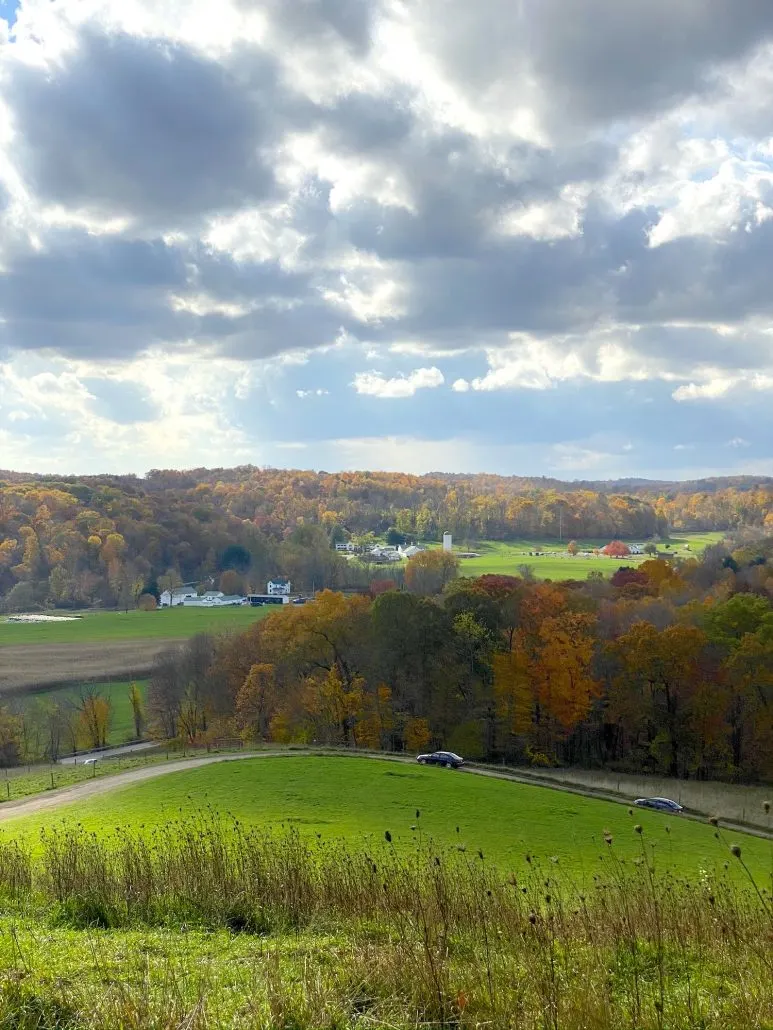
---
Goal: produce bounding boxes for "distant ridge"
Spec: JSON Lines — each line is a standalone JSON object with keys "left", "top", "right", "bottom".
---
{"left": 2, "top": 467, "right": 773, "bottom": 495}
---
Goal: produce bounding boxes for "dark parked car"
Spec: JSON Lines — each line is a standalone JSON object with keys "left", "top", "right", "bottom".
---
{"left": 633, "top": 797, "right": 683, "bottom": 813}
{"left": 417, "top": 751, "right": 464, "bottom": 769}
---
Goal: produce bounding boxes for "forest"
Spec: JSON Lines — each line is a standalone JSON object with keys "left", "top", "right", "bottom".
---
{"left": 140, "top": 538, "right": 773, "bottom": 784}
{"left": 2, "top": 466, "right": 773, "bottom": 611}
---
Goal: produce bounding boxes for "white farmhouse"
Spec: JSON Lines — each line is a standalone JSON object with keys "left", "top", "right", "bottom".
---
{"left": 159, "top": 585, "right": 198, "bottom": 607}
{"left": 267, "top": 577, "right": 292, "bottom": 596}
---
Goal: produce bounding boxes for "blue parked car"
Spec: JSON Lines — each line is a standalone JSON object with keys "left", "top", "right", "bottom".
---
{"left": 417, "top": 751, "right": 464, "bottom": 769}
{"left": 634, "top": 797, "right": 683, "bottom": 813}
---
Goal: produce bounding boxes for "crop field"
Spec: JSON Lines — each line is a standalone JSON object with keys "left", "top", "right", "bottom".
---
{"left": 0, "top": 605, "right": 271, "bottom": 648}
{"left": 5, "top": 756, "right": 768, "bottom": 879}
{"left": 451, "top": 531, "right": 725, "bottom": 579}
{"left": 0, "top": 607, "right": 273, "bottom": 693}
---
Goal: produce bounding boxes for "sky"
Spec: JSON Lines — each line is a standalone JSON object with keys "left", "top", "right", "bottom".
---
{"left": 2, "top": 2, "right": 773, "bottom": 479}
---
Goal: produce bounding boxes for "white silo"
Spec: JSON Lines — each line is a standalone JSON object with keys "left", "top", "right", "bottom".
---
{"left": 442, "top": 533, "right": 452, "bottom": 552}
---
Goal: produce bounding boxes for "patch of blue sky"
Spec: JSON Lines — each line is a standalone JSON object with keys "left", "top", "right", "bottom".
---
{"left": 0, "top": 0, "right": 19, "bottom": 29}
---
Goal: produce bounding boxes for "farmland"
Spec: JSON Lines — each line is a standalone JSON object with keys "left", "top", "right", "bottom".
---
{"left": 0, "top": 605, "right": 271, "bottom": 648}
{"left": 450, "top": 531, "right": 724, "bottom": 579}
{"left": 0, "top": 607, "right": 272, "bottom": 693}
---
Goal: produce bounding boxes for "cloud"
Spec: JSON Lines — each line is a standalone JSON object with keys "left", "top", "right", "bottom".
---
{"left": 673, "top": 379, "right": 735, "bottom": 401}
{"left": 3, "top": 29, "right": 284, "bottom": 229}
{"left": 2, "top": 0, "right": 773, "bottom": 475}
{"left": 410, "top": 0, "right": 773, "bottom": 134}
{"left": 351, "top": 366, "right": 445, "bottom": 398}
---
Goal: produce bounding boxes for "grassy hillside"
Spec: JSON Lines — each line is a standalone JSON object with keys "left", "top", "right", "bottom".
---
{"left": 0, "top": 755, "right": 770, "bottom": 1028}
{"left": 0, "top": 605, "right": 271, "bottom": 647}
{"left": 5, "top": 756, "right": 769, "bottom": 879}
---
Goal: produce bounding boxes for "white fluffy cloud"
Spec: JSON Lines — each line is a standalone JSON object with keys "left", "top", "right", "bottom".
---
{"left": 3, "top": 0, "right": 773, "bottom": 476}
{"left": 351, "top": 366, "right": 444, "bottom": 398}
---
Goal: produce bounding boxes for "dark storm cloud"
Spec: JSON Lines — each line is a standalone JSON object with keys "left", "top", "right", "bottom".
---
{"left": 4, "top": 29, "right": 278, "bottom": 225}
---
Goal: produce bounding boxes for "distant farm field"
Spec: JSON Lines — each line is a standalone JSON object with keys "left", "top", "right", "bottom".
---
{"left": 0, "top": 605, "right": 271, "bottom": 648}
{"left": 0, "top": 608, "right": 272, "bottom": 693}
{"left": 449, "top": 532, "right": 724, "bottom": 579}
{"left": 7, "top": 755, "right": 768, "bottom": 881}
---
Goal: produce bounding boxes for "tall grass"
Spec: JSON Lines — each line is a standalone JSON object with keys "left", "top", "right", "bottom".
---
{"left": 0, "top": 813, "right": 770, "bottom": 1027}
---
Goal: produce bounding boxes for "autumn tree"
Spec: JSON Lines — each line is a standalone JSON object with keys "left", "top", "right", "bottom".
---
{"left": 405, "top": 550, "right": 459, "bottom": 596}
{"left": 236, "top": 663, "right": 277, "bottom": 742}
{"left": 128, "top": 682, "right": 145, "bottom": 739}
{"left": 260, "top": 591, "right": 372, "bottom": 744}
{"left": 0, "top": 708, "right": 22, "bottom": 767}
{"left": 219, "top": 569, "right": 244, "bottom": 596}
{"left": 78, "top": 691, "right": 112, "bottom": 750}
{"left": 608, "top": 623, "right": 708, "bottom": 777}
{"left": 610, "top": 567, "right": 650, "bottom": 591}
{"left": 602, "top": 540, "right": 631, "bottom": 557}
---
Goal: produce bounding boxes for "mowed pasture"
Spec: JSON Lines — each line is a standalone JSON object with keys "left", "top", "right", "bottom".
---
{"left": 6, "top": 756, "right": 770, "bottom": 881}
{"left": 0, "top": 605, "right": 271, "bottom": 647}
{"left": 0, "top": 607, "right": 272, "bottom": 693}
{"left": 452, "top": 531, "right": 725, "bottom": 580}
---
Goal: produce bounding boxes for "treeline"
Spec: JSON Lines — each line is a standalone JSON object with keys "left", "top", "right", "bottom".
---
{"left": 0, "top": 684, "right": 144, "bottom": 766}
{"left": 146, "top": 538, "right": 773, "bottom": 783}
{"left": 1, "top": 467, "right": 772, "bottom": 610}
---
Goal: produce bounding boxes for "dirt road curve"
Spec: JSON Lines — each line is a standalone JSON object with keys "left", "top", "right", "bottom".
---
{"left": 0, "top": 751, "right": 770, "bottom": 842}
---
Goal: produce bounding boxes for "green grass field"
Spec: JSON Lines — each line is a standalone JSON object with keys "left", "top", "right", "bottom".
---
{"left": 17, "top": 679, "right": 149, "bottom": 745}
{"left": 0, "top": 605, "right": 271, "bottom": 647}
{"left": 5, "top": 756, "right": 769, "bottom": 880}
{"left": 449, "top": 532, "right": 725, "bottom": 580}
